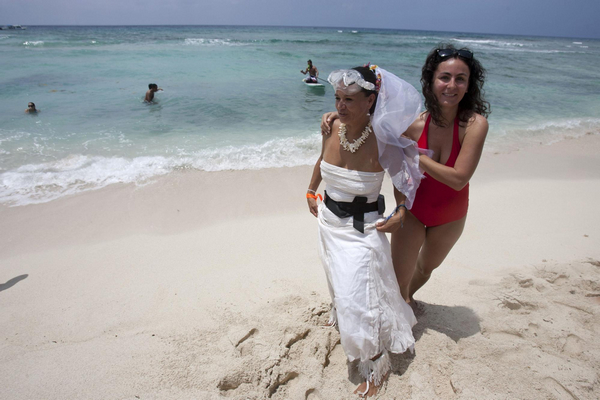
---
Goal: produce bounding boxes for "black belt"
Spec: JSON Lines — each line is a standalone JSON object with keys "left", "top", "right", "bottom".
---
{"left": 324, "top": 191, "right": 385, "bottom": 233}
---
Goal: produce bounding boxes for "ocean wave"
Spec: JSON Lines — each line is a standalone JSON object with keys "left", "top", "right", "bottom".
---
{"left": 266, "top": 38, "right": 332, "bottom": 44}
{"left": 0, "top": 135, "right": 321, "bottom": 206}
{"left": 450, "top": 38, "right": 589, "bottom": 54}
{"left": 486, "top": 118, "right": 600, "bottom": 152}
{"left": 452, "top": 38, "right": 525, "bottom": 47}
{"left": 22, "top": 41, "right": 44, "bottom": 46}
{"left": 184, "top": 36, "right": 333, "bottom": 46}
{"left": 524, "top": 118, "right": 600, "bottom": 134}
{"left": 184, "top": 38, "right": 246, "bottom": 46}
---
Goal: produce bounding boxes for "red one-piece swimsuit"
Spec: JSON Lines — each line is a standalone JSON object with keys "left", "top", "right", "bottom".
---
{"left": 410, "top": 114, "right": 469, "bottom": 227}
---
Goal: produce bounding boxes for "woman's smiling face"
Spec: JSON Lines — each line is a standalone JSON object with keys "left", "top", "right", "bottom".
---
{"left": 432, "top": 58, "right": 470, "bottom": 108}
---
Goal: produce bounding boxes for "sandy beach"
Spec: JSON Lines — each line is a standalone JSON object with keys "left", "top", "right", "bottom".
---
{"left": 1, "top": 133, "right": 599, "bottom": 399}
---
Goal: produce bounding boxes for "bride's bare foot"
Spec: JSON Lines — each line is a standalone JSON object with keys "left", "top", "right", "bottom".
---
{"left": 323, "top": 312, "right": 337, "bottom": 327}
{"left": 353, "top": 372, "right": 389, "bottom": 398}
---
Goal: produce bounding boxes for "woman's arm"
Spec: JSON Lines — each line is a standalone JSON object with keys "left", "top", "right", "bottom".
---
{"left": 307, "top": 155, "right": 323, "bottom": 217}
{"left": 419, "top": 115, "right": 488, "bottom": 191}
{"left": 307, "top": 134, "right": 329, "bottom": 217}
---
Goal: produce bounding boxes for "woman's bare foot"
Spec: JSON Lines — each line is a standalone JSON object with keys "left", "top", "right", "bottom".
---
{"left": 323, "top": 311, "right": 337, "bottom": 327}
{"left": 407, "top": 297, "right": 425, "bottom": 316}
{"left": 353, "top": 372, "right": 389, "bottom": 398}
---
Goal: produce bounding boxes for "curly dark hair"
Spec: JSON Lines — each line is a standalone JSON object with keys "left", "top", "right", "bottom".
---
{"left": 352, "top": 66, "right": 378, "bottom": 114}
{"left": 421, "top": 43, "right": 490, "bottom": 127}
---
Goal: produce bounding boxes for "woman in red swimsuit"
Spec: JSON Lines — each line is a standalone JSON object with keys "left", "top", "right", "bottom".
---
{"left": 388, "top": 44, "right": 490, "bottom": 308}
{"left": 322, "top": 44, "right": 490, "bottom": 310}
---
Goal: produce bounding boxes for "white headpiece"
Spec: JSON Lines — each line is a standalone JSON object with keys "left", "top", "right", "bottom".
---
{"left": 327, "top": 69, "right": 376, "bottom": 94}
{"left": 370, "top": 66, "right": 429, "bottom": 209}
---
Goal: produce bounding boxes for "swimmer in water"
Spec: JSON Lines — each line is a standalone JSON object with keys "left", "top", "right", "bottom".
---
{"left": 145, "top": 83, "right": 163, "bottom": 103}
{"left": 25, "top": 102, "right": 39, "bottom": 113}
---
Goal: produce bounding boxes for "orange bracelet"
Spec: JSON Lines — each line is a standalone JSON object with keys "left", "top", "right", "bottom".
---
{"left": 306, "top": 193, "right": 323, "bottom": 201}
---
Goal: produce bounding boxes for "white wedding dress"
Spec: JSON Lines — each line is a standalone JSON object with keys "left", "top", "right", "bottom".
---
{"left": 317, "top": 160, "right": 417, "bottom": 385}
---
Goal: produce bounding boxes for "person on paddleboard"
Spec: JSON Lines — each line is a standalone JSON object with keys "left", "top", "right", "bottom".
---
{"left": 301, "top": 59, "right": 319, "bottom": 83}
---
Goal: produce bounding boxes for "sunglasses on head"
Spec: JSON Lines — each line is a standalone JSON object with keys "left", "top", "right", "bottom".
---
{"left": 437, "top": 48, "right": 473, "bottom": 60}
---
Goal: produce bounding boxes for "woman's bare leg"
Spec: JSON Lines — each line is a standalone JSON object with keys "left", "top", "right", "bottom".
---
{"left": 391, "top": 211, "right": 426, "bottom": 303}
{"left": 408, "top": 215, "right": 466, "bottom": 300}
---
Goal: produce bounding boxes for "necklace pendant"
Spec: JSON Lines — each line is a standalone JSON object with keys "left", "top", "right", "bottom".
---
{"left": 339, "top": 122, "right": 371, "bottom": 153}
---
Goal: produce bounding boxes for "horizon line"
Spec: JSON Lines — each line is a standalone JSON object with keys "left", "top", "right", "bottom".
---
{"left": 1, "top": 23, "right": 597, "bottom": 41}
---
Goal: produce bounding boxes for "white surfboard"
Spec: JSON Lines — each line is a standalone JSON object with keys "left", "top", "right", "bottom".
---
{"left": 303, "top": 78, "right": 324, "bottom": 88}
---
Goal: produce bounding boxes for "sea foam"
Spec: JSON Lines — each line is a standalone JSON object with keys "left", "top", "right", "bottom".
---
{"left": 22, "top": 41, "right": 44, "bottom": 46}
{"left": 184, "top": 38, "right": 244, "bottom": 46}
{"left": 0, "top": 134, "right": 322, "bottom": 206}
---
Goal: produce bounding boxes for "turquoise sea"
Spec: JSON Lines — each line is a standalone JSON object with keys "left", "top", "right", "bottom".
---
{"left": 1, "top": 25, "right": 599, "bottom": 206}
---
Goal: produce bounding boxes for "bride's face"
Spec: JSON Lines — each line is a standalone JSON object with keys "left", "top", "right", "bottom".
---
{"left": 335, "top": 88, "right": 374, "bottom": 125}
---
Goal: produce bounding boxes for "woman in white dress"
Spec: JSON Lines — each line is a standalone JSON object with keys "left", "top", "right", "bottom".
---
{"left": 306, "top": 65, "right": 425, "bottom": 397}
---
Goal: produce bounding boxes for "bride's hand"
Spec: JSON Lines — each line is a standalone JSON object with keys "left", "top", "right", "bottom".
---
{"left": 321, "top": 112, "right": 339, "bottom": 135}
{"left": 307, "top": 197, "right": 319, "bottom": 217}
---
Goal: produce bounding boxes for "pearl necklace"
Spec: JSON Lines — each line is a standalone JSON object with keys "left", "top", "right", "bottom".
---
{"left": 338, "top": 122, "right": 371, "bottom": 153}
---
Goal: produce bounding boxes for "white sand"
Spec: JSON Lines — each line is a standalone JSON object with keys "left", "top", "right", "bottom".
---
{"left": 1, "top": 134, "right": 599, "bottom": 399}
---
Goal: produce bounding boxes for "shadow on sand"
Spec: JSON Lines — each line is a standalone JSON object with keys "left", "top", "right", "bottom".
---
{"left": 387, "top": 301, "right": 481, "bottom": 381}
{"left": 345, "top": 301, "right": 480, "bottom": 387}
{"left": 0, "top": 274, "right": 29, "bottom": 293}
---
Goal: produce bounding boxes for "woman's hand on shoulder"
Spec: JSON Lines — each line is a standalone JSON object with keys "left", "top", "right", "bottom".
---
{"left": 321, "top": 112, "right": 339, "bottom": 135}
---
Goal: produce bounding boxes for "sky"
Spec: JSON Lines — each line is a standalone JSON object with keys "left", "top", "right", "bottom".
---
{"left": 1, "top": 0, "right": 599, "bottom": 39}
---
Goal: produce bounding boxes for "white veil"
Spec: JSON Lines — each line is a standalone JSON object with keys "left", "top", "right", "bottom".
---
{"left": 370, "top": 67, "right": 426, "bottom": 209}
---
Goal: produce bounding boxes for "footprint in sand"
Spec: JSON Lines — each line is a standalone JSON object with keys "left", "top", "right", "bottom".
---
{"left": 497, "top": 294, "right": 538, "bottom": 311}
{"left": 527, "top": 322, "right": 540, "bottom": 337}
{"left": 228, "top": 326, "right": 259, "bottom": 356}
{"left": 535, "top": 270, "right": 569, "bottom": 285}
{"left": 559, "top": 334, "right": 583, "bottom": 356}
{"left": 586, "top": 258, "right": 600, "bottom": 267}
{"left": 486, "top": 330, "right": 524, "bottom": 342}
{"left": 543, "top": 377, "right": 579, "bottom": 400}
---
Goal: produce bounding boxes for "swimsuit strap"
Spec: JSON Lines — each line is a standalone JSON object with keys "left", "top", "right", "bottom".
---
{"left": 417, "top": 114, "right": 432, "bottom": 149}
{"left": 449, "top": 116, "right": 461, "bottom": 163}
